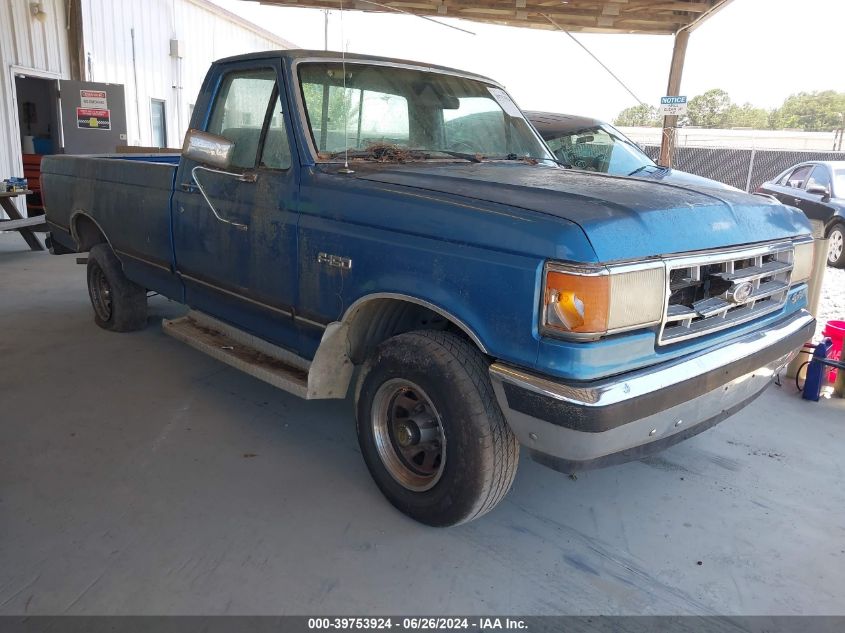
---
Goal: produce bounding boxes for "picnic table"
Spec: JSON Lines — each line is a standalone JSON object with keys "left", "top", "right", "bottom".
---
{"left": 0, "top": 190, "right": 46, "bottom": 251}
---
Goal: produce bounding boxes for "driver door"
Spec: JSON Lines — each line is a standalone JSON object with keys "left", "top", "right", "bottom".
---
{"left": 172, "top": 60, "right": 302, "bottom": 352}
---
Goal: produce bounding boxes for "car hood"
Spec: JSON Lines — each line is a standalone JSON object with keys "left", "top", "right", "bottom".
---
{"left": 354, "top": 163, "right": 810, "bottom": 261}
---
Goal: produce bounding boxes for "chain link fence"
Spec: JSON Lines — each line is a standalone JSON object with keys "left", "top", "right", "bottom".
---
{"left": 640, "top": 145, "right": 845, "bottom": 192}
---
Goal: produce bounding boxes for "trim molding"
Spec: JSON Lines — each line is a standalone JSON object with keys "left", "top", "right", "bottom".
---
{"left": 180, "top": 272, "right": 327, "bottom": 330}
{"left": 342, "top": 292, "right": 488, "bottom": 354}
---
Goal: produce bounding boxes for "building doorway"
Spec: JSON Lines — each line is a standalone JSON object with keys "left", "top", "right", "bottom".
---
{"left": 13, "top": 74, "right": 62, "bottom": 217}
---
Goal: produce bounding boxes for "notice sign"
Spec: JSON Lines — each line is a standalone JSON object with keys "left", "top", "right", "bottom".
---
{"left": 77, "top": 108, "right": 111, "bottom": 130}
{"left": 80, "top": 89, "right": 108, "bottom": 109}
{"left": 658, "top": 95, "right": 688, "bottom": 116}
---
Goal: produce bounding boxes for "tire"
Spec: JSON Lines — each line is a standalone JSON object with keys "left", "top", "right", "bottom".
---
{"left": 355, "top": 330, "right": 519, "bottom": 526}
{"left": 86, "top": 243, "right": 147, "bottom": 332}
{"left": 827, "top": 223, "right": 845, "bottom": 268}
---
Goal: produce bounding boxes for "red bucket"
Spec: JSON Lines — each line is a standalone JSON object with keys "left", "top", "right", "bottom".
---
{"left": 822, "top": 320, "right": 845, "bottom": 383}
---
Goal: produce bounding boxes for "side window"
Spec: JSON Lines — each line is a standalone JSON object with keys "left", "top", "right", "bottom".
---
{"left": 785, "top": 165, "right": 813, "bottom": 189}
{"left": 806, "top": 165, "right": 832, "bottom": 192}
{"left": 150, "top": 99, "right": 167, "bottom": 148}
{"left": 207, "top": 69, "right": 277, "bottom": 170}
{"left": 260, "top": 94, "right": 292, "bottom": 170}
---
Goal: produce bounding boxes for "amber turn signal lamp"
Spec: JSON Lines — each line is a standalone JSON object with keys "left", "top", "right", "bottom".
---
{"left": 543, "top": 270, "right": 610, "bottom": 335}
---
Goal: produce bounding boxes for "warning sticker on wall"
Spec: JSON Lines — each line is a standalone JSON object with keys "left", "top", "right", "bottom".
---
{"left": 80, "top": 90, "right": 108, "bottom": 109}
{"left": 77, "top": 108, "right": 111, "bottom": 130}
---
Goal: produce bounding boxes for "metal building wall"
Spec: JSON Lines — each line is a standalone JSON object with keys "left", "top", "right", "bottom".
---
{"left": 0, "top": 0, "right": 71, "bottom": 216}
{"left": 81, "top": 0, "right": 295, "bottom": 149}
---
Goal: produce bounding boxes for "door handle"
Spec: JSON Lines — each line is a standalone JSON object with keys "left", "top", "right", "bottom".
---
{"left": 238, "top": 171, "right": 258, "bottom": 183}
{"left": 181, "top": 182, "right": 199, "bottom": 193}
{"left": 190, "top": 165, "right": 248, "bottom": 231}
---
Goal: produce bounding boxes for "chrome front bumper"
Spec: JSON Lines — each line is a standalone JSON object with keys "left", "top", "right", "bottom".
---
{"left": 489, "top": 310, "right": 815, "bottom": 473}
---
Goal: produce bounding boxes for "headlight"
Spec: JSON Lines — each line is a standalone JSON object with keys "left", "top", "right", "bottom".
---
{"left": 542, "top": 262, "right": 666, "bottom": 339}
{"left": 791, "top": 239, "right": 814, "bottom": 283}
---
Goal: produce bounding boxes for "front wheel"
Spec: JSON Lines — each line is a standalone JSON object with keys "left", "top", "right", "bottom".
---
{"left": 355, "top": 331, "right": 519, "bottom": 526}
{"left": 827, "top": 223, "right": 845, "bottom": 268}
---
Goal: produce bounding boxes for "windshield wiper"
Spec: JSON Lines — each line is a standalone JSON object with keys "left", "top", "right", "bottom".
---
{"left": 413, "top": 149, "right": 483, "bottom": 163}
{"left": 492, "top": 153, "right": 571, "bottom": 168}
{"left": 326, "top": 148, "right": 388, "bottom": 160}
{"left": 326, "top": 146, "right": 482, "bottom": 163}
{"left": 627, "top": 165, "right": 654, "bottom": 176}
{"left": 627, "top": 164, "right": 667, "bottom": 176}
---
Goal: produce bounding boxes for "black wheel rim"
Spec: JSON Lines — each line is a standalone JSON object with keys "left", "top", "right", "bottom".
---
{"left": 89, "top": 264, "right": 113, "bottom": 322}
{"left": 371, "top": 379, "right": 446, "bottom": 492}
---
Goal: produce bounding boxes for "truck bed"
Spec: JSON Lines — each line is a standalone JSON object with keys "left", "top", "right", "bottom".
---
{"left": 42, "top": 154, "right": 179, "bottom": 275}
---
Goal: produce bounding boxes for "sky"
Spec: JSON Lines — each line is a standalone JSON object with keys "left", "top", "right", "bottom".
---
{"left": 210, "top": 0, "right": 844, "bottom": 122}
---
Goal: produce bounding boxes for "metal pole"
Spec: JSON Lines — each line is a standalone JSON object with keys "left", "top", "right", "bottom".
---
{"left": 130, "top": 28, "right": 143, "bottom": 144}
{"left": 745, "top": 148, "right": 756, "bottom": 192}
{"left": 659, "top": 29, "right": 689, "bottom": 168}
{"left": 324, "top": 10, "right": 328, "bottom": 51}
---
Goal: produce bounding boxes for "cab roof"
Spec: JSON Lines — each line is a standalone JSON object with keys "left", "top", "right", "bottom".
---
{"left": 215, "top": 49, "right": 500, "bottom": 86}
{"left": 524, "top": 111, "right": 606, "bottom": 136}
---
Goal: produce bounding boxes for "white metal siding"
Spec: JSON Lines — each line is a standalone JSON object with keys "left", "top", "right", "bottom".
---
{"left": 81, "top": 0, "right": 294, "bottom": 149}
{"left": 0, "top": 0, "right": 70, "bottom": 216}
{"left": 0, "top": 0, "right": 293, "bottom": 218}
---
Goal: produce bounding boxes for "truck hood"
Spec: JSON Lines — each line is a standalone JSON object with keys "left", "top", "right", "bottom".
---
{"left": 354, "top": 163, "right": 810, "bottom": 262}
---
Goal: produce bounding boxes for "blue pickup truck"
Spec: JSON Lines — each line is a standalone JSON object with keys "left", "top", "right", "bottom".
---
{"left": 43, "top": 50, "right": 816, "bottom": 526}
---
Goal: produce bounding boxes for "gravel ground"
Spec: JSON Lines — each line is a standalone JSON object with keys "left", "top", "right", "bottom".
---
{"left": 816, "top": 264, "right": 845, "bottom": 339}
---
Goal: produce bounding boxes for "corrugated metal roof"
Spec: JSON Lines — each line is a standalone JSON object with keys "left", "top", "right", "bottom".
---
{"left": 243, "top": 0, "right": 732, "bottom": 35}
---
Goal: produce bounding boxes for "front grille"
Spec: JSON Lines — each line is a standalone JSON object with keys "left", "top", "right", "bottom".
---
{"left": 659, "top": 242, "right": 795, "bottom": 345}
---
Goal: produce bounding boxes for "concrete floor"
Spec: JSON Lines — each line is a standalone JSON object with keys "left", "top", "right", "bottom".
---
{"left": 2, "top": 233, "right": 845, "bottom": 616}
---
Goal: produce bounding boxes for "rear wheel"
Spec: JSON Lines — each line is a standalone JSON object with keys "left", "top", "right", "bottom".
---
{"left": 355, "top": 330, "right": 519, "bottom": 526}
{"left": 827, "top": 223, "right": 845, "bottom": 268}
{"left": 86, "top": 244, "right": 147, "bottom": 331}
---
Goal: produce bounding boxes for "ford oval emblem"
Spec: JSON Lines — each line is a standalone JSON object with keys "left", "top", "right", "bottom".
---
{"left": 727, "top": 281, "right": 754, "bottom": 304}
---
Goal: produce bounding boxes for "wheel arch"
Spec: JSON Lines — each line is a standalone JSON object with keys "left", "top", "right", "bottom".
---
{"left": 825, "top": 216, "right": 845, "bottom": 236}
{"left": 70, "top": 211, "right": 111, "bottom": 252}
{"left": 342, "top": 293, "right": 489, "bottom": 363}
{"left": 306, "top": 293, "right": 490, "bottom": 400}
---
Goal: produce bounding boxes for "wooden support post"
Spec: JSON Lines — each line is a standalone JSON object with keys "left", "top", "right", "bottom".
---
{"left": 67, "top": 0, "right": 86, "bottom": 81}
{"left": 659, "top": 28, "right": 690, "bottom": 168}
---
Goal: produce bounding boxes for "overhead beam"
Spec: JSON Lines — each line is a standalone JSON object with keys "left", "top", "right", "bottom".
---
{"left": 252, "top": 0, "right": 717, "bottom": 34}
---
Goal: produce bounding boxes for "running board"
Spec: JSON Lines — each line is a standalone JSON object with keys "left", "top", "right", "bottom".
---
{"left": 163, "top": 311, "right": 310, "bottom": 399}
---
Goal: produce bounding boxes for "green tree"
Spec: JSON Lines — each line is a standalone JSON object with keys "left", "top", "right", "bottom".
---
{"left": 769, "top": 91, "right": 845, "bottom": 131}
{"left": 301, "top": 82, "right": 361, "bottom": 150}
{"left": 725, "top": 103, "right": 770, "bottom": 129}
{"left": 686, "top": 88, "right": 732, "bottom": 128}
{"left": 613, "top": 104, "right": 661, "bottom": 127}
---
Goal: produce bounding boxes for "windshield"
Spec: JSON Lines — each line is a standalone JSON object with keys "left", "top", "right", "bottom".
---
{"left": 544, "top": 123, "right": 653, "bottom": 175}
{"left": 298, "top": 62, "right": 553, "bottom": 162}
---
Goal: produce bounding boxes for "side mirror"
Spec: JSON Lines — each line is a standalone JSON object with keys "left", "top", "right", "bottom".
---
{"left": 807, "top": 184, "right": 831, "bottom": 200}
{"left": 182, "top": 129, "right": 234, "bottom": 170}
